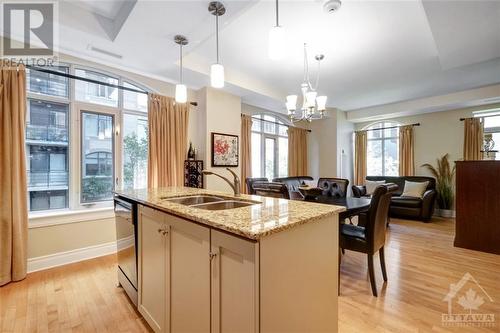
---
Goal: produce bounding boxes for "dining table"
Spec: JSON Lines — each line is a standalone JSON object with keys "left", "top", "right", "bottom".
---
{"left": 307, "top": 195, "right": 372, "bottom": 220}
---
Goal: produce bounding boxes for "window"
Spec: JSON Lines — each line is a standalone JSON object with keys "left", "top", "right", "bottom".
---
{"left": 75, "top": 69, "right": 119, "bottom": 107}
{"left": 251, "top": 114, "right": 289, "bottom": 180}
{"left": 26, "top": 64, "right": 150, "bottom": 213}
{"left": 123, "top": 82, "right": 148, "bottom": 112}
{"left": 366, "top": 122, "right": 399, "bottom": 176}
{"left": 26, "top": 69, "right": 70, "bottom": 212}
{"left": 27, "top": 66, "right": 69, "bottom": 98}
{"left": 123, "top": 114, "right": 148, "bottom": 189}
{"left": 81, "top": 112, "right": 114, "bottom": 203}
{"left": 483, "top": 114, "right": 500, "bottom": 160}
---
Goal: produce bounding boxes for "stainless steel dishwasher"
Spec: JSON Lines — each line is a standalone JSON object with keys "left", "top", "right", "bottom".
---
{"left": 114, "top": 196, "right": 138, "bottom": 306}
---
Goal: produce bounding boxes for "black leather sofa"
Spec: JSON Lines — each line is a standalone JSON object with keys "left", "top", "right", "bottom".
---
{"left": 352, "top": 176, "right": 437, "bottom": 222}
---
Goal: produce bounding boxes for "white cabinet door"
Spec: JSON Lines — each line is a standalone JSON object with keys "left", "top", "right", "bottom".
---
{"left": 168, "top": 215, "right": 211, "bottom": 332}
{"left": 138, "top": 206, "right": 168, "bottom": 333}
{"left": 211, "top": 230, "right": 259, "bottom": 333}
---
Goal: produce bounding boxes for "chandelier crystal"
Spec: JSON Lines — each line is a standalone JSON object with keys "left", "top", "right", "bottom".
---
{"left": 286, "top": 43, "right": 327, "bottom": 123}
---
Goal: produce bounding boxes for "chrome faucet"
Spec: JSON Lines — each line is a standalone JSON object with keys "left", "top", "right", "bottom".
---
{"left": 202, "top": 168, "right": 241, "bottom": 197}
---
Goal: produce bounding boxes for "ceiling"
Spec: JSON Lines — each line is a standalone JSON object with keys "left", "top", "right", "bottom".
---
{"left": 46, "top": 1, "right": 500, "bottom": 114}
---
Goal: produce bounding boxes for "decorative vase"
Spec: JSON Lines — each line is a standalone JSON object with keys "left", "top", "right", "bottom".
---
{"left": 440, "top": 209, "right": 454, "bottom": 218}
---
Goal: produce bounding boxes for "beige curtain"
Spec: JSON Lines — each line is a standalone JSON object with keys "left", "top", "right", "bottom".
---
{"left": 1, "top": 64, "right": 28, "bottom": 286}
{"left": 399, "top": 125, "right": 415, "bottom": 176}
{"left": 240, "top": 115, "right": 252, "bottom": 193}
{"left": 463, "top": 118, "right": 484, "bottom": 160}
{"left": 147, "top": 94, "right": 190, "bottom": 188}
{"left": 288, "top": 127, "right": 308, "bottom": 177}
{"left": 354, "top": 130, "right": 367, "bottom": 185}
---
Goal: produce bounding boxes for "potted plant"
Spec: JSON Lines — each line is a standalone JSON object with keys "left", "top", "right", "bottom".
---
{"left": 421, "top": 154, "right": 455, "bottom": 218}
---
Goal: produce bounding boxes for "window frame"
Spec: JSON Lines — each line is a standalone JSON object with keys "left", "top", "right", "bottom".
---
{"left": 77, "top": 106, "right": 119, "bottom": 208}
{"left": 27, "top": 62, "right": 155, "bottom": 220}
{"left": 364, "top": 121, "right": 400, "bottom": 177}
{"left": 251, "top": 113, "right": 290, "bottom": 180}
{"left": 482, "top": 114, "right": 500, "bottom": 161}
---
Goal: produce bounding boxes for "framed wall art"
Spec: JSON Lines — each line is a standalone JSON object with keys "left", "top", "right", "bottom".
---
{"left": 211, "top": 132, "right": 239, "bottom": 167}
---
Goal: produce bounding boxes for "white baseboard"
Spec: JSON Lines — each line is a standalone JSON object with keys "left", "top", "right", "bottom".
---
{"left": 27, "top": 241, "right": 117, "bottom": 273}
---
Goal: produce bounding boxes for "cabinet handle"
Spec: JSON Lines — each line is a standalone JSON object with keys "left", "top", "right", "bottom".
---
{"left": 157, "top": 228, "right": 163, "bottom": 234}
{"left": 209, "top": 252, "right": 217, "bottom": 260}
{"left": 162, "top": 230, "right": 169, "bottom": 236}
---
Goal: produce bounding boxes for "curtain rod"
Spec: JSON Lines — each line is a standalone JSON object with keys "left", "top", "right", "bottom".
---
{"left": 26, "top": 65, "right": 198, "bottom": 107}
{"left": 460, "top": 114, "right": 499, "bottom": 121}
{"left": 356, "top": 122, "right": 420, "bottom": 133}
{"left": 247, "top": 115, "right": 312, "bottom": 132}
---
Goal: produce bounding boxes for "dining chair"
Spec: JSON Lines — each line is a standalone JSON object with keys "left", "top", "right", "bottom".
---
{"left": 339, "top": 185, "right": 392, "bottom": 296}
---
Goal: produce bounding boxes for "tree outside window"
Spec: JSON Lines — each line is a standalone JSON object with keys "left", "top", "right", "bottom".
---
{"left": 366, "top": 122, "right": 399, "bottom": 176}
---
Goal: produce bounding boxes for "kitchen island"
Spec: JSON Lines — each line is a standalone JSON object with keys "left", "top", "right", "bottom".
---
{"left": 115, "top": 187, "right": 344, "bottom": 333}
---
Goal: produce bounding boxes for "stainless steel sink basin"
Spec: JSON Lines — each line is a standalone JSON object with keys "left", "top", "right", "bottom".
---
{"left": 164, "top": 195, "right": 224, "bottom": 206}
{"left": 193, "top": 200, "right": 260, "bottom": 210}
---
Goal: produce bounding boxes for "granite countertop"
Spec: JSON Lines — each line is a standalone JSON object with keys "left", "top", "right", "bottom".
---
{"left": 114, "top": 187, "right": 345, "bottom": 240}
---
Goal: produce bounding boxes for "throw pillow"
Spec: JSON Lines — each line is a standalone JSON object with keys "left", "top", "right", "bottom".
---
{"left": 365, "top": 180, "right": 386, "bottom": 195}
{"left": 401, "top": 181, "right": 429, "bottom": 198}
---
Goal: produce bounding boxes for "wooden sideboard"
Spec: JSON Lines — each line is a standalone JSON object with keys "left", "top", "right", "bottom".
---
{"left": 455, "top": 161, "right": 500, "bottom": 254}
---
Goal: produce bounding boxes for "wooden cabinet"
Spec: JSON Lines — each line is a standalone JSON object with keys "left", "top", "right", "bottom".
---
{"left": 137, "top": 204, "right": 338, "bottom": 333}
{"left": 455, "top": 161, "right": 500, "bottom": 254}
{"left": 138, "top": 206, "right": 167, "bottom": 333}
{"left": 210, "top": 230, "right": 258, "bottom": 333}
{"left": 168, "top": 215, "right": 210, "bottom": 332}
{"left": 138, "top": 206, "right": 211, "bottom": 333}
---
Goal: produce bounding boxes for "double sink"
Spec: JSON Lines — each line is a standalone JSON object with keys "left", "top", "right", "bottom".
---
{"left": 162, "top": 195, "right": 261, "bottom": 211}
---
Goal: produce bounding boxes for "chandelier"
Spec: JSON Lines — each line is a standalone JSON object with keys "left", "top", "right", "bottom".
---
{"left": 286, "top": 43, "right": 327, "bottom": 123}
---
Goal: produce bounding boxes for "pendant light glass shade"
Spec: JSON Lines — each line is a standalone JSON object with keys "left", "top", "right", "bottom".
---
{"left": 286, "top": 94, "right": 297, "bottom": 113}
{"left": 305, "top": 91, "right": 317, "bottom": 108}
{"left": 174, "top": 35, "right": 188, "bottom": 103}
{"left": 269, "top": 26, "right": 285, "bottom": 60}
{"left": 175, "top": 84, "right": 187, "bottom": 103}
{"left": 211, "top": 63, "right": 225, "bottom": 88}
{"left": 316, "top": 95, "right": 327, "bottom": 111}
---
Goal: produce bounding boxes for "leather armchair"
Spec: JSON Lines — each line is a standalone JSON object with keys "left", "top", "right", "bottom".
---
{"left": 252, "top": 182, "right": 290, "bottom": 199}
{"left": 245, "top": 177, "right": 269, "bottom": 195}
{"left": 272, "top": 176, "right": 314, "bottom": 200}
{"left": 352, "top": 185, "right": 367, "bottom": 198}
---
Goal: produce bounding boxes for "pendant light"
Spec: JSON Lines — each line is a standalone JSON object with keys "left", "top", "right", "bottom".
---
{"left": 209, "top": 1, "right": 226, "bottom": 88}
{"left": 269, "top": 0, "right": 285, "bottom": 60}
{"left": 174, "top": 35, "right": 188, "bottom": 103}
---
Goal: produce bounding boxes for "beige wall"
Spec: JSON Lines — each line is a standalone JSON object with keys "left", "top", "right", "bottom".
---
{"left": 308, "top": 109, "right": 354, "bottom": 187}
{"left": 196, "top": 87, "right": 242, "bottom": 193}
{"left": 28, "top": 218, "right": 116, "bottom": 258}
{"left": 355, "top": 103, "right": 500, "bottom": 177}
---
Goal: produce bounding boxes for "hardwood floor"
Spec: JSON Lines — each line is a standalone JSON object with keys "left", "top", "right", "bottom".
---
{"left": 0, "top": 256, "right": 151, "bottom": 333}
{"left": 1, "top": 218, "right": 499, "bottom": 332}
{"left": 339, "top": 218, "right": 500, "bottom": 333}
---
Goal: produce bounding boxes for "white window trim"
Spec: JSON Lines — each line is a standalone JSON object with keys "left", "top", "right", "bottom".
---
{"left": 27, "top": 62, "right": 153, "bottom": 225}
{"left": 29, "top": 207, "right": 115, "bottom": 229}
{"left": 251, "top": 113, "right": 290, "bottom": 180}
{"left": 364, "top": 121, "right": 400, "bottom": 177}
